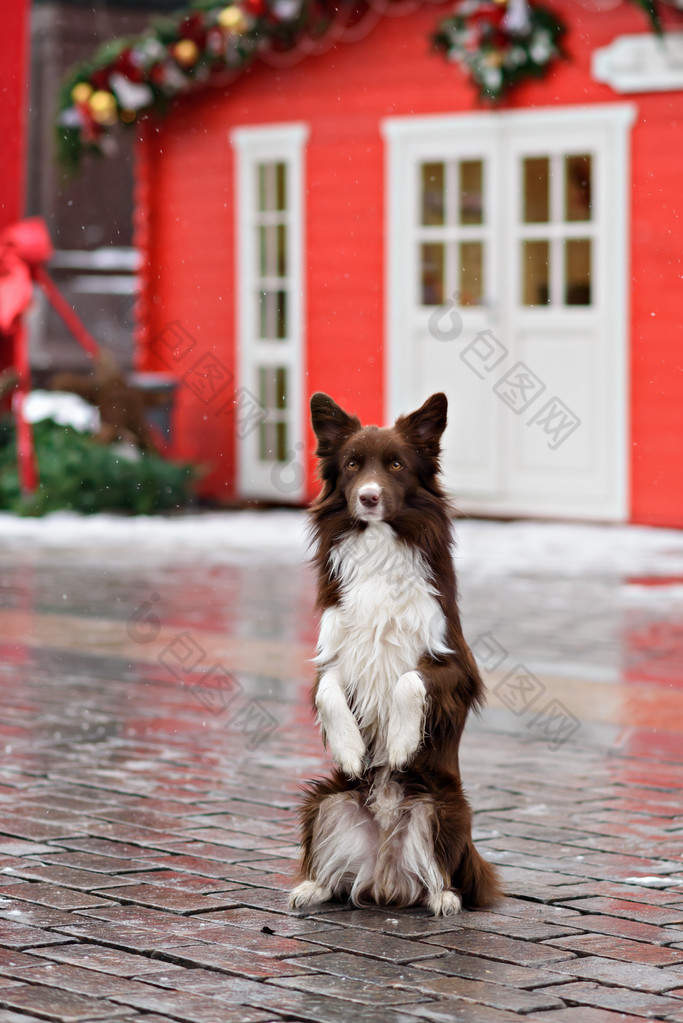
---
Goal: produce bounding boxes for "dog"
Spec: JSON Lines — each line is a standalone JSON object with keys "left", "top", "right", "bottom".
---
{"left": 289, "top": 392, "right": 500, "bottom": 916}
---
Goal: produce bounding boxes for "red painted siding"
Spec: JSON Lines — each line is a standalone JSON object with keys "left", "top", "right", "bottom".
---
{"left": 136, "top": 0, "right": 683, "bottom": 523}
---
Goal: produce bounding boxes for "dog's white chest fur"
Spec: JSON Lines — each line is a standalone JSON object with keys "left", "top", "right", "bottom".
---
{"left": 315, "top": 523, "right": 448, "bottom": 763}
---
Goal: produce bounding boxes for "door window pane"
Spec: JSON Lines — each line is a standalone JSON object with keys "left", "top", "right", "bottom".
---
{"left": 276, "top": 224, "right": 287, "bottom": 277}
{"left": 459, "top": 160, "right": 483, "bottom": 225}
{"left": 258, "top": 290, "right": 288, "bottom": 339}
{"left": 523, "top": 157, "right": 550, "bottom": 224}
{"left": 258, "top": 367, "right": 289, "bottom": 462}
{"left": 565, "top": 239, "right": 591, "bottom": 305}
{"left": 421, "top": 163, "right": 445, "bottom": 226}
{"left": 565, "top": 155, "right": 591, "bottom": 222}
{"left": 258, "top": 162, "right": 287, "bottom": 212}
{"left": 259, "top": 420, "right": 289, "bottom": 462}
{"left": 522, "top": 240, "right": 550, "bottom": 305}
{"left": 459, "top": 241, "right": 483, "bottom": 306}
{"left": 275, "top": 162, "right": 287, "bottom": 211}
{"left": 258, "top": 365, "right": 288, "bottom": 409}
{"left": 420, "top": 243, "right": 444, "bottom": 305}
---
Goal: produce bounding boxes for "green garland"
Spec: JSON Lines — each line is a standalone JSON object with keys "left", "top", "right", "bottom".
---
{"left": 57, "top": 0, "right": 674, "bottom": 166}
{"left": 57, "top": 0, "right": 342, "bottom": 170}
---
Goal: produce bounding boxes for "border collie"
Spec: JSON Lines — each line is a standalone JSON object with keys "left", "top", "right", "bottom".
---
{"left": 289, "top": 392, "right": 500, "bottom": 916}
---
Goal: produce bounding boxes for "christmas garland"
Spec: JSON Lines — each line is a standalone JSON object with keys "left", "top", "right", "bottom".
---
{"left": 57, "top": 0, "right": 346, "bottom": 169}
{"left": 433, "top": 0, "right": 566, "bottom": 102}
{"left": 56, "top": 0, "right": 673, "bottom": 166}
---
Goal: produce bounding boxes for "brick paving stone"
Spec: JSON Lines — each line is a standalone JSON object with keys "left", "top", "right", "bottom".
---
{"left": 0, "top": 921, "right": 72, "bottom": 949}
{"left": 0, "top": 883, "right": 111, "bottom": 911}
{"left": 35, "top": 853, "right": 152, "bottom": 874}
{"left": 545, "top": 931, "right": 683, "bottom": 965}
{"left": 549, "top": 955, "right": 683, "bottom": 992}
{"left": 532, "top": 1009, "right": 661, "bottom": 1023}
{"left": 0, "top": 902, "right": 87, "bottom": 931}
{"left": 412, "top": 953, "right": 569, "bottom": 989}
{"left": 0, "top": 983, "right": 131, "bottom": 1021}
{"left": 166, "top": 922, "right": 319, "bottom": 957}
{"left": 137, "top": 853, "right": 252, "bottom": 878}
{"left": 267, "top": 974, "right": 424, "bottom": 1005}
{"left": 0, "top": 949, "right": 47, "bottom": 974}
{"left": 289, "top": 925, "right": 444, "bottom": 963}
{"left": 531, "top": 981, "right": 683, "bottom": 1017}
{"left": 93, "top": 883, "right": 241, "bottom": 914}
{"left": 46, "top": 919, "right": 199, "bottom": 951}
{"left": 0, "top": 816, "right": 85, "bottom": 842}
{"left": 560, "top": 898, "right": 683, "bottom": 925}
{"left": 113, "top": 870, "right": 240, "bottom": 893}
{"left": 445, "top": 910, "right": 581, "bottom": 941}
{"left": 546, "top": 912, "right": 683, "bottom": 946}
{"left": 392, "top": 1001, "right": 540, "bottom": 1022}
{"left": 5, "top": 864, "right": 135, "bottom": 891}
{"left": 0, "top": 842, "right": 58, "bottom": 857}
{"left": 197, "top": 907, "right": 330, "bottom": 936}
{"left": 394, "top": 973, "right": 566, "bottom": 1013}
{"left": 28, "top": 943, "right": 187, "bottom": 977}
{"left": 281, "top": 951, "right": 441, "bottom": 989}
{"left": 95, "top": 986, "right": 275, "bottom": 1023}
{"left": 50, "top": 839, "right": 170, "bottom": 859}
{"left": 422, "top": 930, "right": 577, "bottom": 966}
{"left": 14, "top": 964, "right": 184, "bottom": 999}
{"left": 310, "top": 908, "right": 473, "bottom": 939}
{"left": 161, "top": 943, "right": 319, "bottom": 980}
{"left": 0, "top": 1011, "right": 46, "bottom": 1023}
{"left": 210, "top": 984, "right": 431, "bottom": 1023}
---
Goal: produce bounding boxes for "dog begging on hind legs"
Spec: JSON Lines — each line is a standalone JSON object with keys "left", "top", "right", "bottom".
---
{"left": 289, "top": 391, "right": 501, "bottom": 917}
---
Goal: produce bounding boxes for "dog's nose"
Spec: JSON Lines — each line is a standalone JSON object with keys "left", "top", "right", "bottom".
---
{"left": 359, "top": 487, "right": 380, "bottom": 508}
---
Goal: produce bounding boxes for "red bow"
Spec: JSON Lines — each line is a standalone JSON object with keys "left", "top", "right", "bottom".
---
{"left": 0, "top": 218, "right": 101, "bottom": 495}
{"left": 0, "top": 218, "right": 53, "bottom": 335}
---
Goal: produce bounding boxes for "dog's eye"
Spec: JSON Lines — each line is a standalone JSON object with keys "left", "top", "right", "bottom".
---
{"left": 390, "top": 459, "right": 403, "bottom": 471}
{"left": 346, "top": 459, "right": 359, "bottom": 470}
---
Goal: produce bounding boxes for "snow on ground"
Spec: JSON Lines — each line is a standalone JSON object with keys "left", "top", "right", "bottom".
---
{"left": 1, "top": 509, "right": 683, "bottom": 578}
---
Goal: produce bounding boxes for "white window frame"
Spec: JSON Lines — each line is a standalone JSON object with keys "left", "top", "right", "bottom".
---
{"left": 231, "top": 122, "right": 308, "bottom": 502}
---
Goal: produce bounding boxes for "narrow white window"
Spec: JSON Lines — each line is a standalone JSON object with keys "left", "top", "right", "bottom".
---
{"left": 232, "top": 123, "right": 308, "bottom": 502}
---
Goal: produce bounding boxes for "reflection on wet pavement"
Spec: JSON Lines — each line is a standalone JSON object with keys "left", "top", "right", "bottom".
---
{"left": 0, "top": 513, "right": 682, "bottom": 1023}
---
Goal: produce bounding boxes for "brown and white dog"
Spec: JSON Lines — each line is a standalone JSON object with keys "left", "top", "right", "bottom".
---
{"left": 289, "top": 392, "right": 500, "bottom": 916}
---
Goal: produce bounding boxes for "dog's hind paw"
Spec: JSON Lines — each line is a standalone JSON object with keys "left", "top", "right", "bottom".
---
{"left": 428, "top": 890, "right": 462, "bottom": 917}
{"left": 289, "top": 880, "right": 332, "bottom": 910}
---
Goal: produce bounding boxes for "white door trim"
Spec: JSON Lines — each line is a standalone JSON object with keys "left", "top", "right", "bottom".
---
{"left": 231, "top": 122, "right": 309, "bottom": 502}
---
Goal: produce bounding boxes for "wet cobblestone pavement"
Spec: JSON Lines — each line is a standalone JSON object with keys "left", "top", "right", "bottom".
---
{"left": 0, "top": 512, "right": 682, "bottom": 1023}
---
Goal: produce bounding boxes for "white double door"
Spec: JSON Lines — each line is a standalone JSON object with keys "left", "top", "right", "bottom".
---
{"left": 384, "top": 105, "right": 635, "bottom": 520}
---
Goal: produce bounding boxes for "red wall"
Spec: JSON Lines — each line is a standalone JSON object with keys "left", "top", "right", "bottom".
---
{"left": 136, "top": 0, "right": 683, "bottom": 523}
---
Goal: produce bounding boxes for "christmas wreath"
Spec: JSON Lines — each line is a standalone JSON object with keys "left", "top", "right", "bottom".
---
{"left": 433, "top": 0, "right": 565, "bottom": 101}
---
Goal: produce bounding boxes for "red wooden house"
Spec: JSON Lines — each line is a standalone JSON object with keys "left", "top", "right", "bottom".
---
{"left": 63, "top": 0, "right": 683, "bottom": 525}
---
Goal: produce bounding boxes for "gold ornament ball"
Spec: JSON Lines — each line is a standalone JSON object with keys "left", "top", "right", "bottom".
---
{"left": 484, "top": 50, "right": 504, "bottom": 67}
{"left": 71, "top": 82, "right": 93, "bottom": 104}
{"left": 89, "top": 90, "right": 118, "bottom": 124}
{"left": 173, "top": 39, "right": 200, "bottom": 67}
{"left": 120, "top": 108, "right": 137, "bottom": 124}
{"left": 218, "top": 5, "right": 249, "bottom": 32}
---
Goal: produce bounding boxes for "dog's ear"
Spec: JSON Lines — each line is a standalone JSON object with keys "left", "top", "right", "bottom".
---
{"left": 310, "top": 393, "right": 361, "bottom": 456}
{"left": 396, "top": 393, "right": 448, "bottom": 453}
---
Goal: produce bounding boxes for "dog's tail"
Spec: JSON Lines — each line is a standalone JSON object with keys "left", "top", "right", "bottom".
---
{"left": 458, "top": 839, "right": 502, "bottom": 908}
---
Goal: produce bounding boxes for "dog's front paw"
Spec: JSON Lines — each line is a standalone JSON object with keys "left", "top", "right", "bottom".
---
{"left": 428, "top": 890, "right": 462, "bottom": 917}
{"left": 386, "top": 670, "right": 426, "bottom": 771}
{"left": 328, "top": 721, "right": 366, "bottom": 778}
{"left": 289, "top": 880, "right": 332, "bottom": 910}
